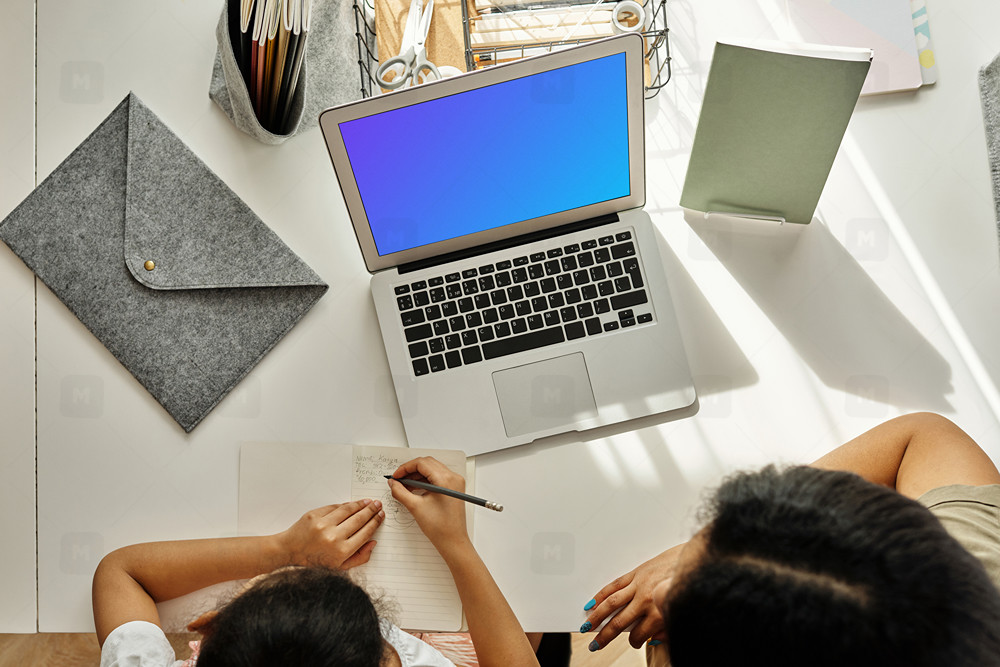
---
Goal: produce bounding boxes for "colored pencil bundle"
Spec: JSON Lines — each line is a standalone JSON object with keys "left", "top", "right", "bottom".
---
{"left": 231, "top": 0, "right": 312, "bottom": 133}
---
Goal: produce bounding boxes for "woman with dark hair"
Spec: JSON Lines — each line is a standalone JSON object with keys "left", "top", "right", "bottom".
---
{"left": 94, "top": 456, "right": 540, "bottom": 667}
{"left": 582, "top": 412, "right": 1000, "bottom": 666}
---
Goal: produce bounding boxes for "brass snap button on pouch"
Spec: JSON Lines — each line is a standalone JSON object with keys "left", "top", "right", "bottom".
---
{"left": 144, "top": 260, "right": 155, "bottom": 271}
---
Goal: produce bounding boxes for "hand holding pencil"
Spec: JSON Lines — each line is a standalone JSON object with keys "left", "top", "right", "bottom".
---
{"left": 388, "top": 456, "right": 490, "bottom": 549}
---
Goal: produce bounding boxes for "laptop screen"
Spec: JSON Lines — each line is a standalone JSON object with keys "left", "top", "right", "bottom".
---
{"left": 337, "top": 52, "right": 631, "bottom": 257}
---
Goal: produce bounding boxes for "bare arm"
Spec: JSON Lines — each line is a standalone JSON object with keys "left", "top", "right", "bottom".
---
{"left": 390, "top": 457, "right": 539, "bottom": 667}
{"left": 93, "top": 500, "right": 384, "bottom": 646}
{"left": 812, "top": 412, "right": 1000, "bottom": 498}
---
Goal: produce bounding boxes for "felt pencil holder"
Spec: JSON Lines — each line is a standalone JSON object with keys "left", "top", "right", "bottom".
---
{"left": 209, "top": 0, "right": 364, "bottom": 145}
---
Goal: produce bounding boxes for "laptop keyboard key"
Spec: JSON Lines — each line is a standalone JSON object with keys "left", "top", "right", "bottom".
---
{"left": 411, "top": 280, "right": 427, "bottom": 290}
{"left": 560, "top": 306, "right": 577, "bottom": 322}
{"left": 474, "top": 293, "right": 491, "bottom": 309}
{"left": 564, "top": 243, "right": 580, "bottom": 253}
{"left": 466, "top": 312, "right": 483, "bottom": 328}
{"left": 524, "top": 281, "right": 541, "bottom": 297}
{"left": 462, "top": 268, "right": 477, "bottom": 279}
{"left": 598, "top": 280, "right": 615, "bottom": 296}
{"left": 513, "top": 256, "right": 529, "bottom": 266}
{"left": 616, "top": 231, "right": 632, "bottom": 241}
{"left": 548, "top": 292, "right": 565, "bottom": 309}
{"left": 515, "top": 300, "right": 531, "bottom": 316}
{"left": 511, "top": 268, "right": 528, "bottom": 283}
{"left": 482, "top": 327, "right": 565, "bottom": 360}
{"left": 528, "top": 314, "right": 543, "bottom": 330}
{"left": 540, "top": 278, "right": 557, "bottom": 293}
{"left": 582, "top": 285, "right": 598, "bottom": 300}
{"left": 446, "top": 334, "right": 462, "bottom": 349}
{"left": 461, "top": 346, "right": 483, "bottom": 364}
{"left": 405, "top": 323, "right": 432, "bottom": 342}
{"left": 530, "top": 252, "right": 545, "bottom": 262}
{"left": 599, "top": 235, "right": 614, "bottom": 245}
{"left": 483, "top": 308, "right": 499, "bottom": 324}
{"left": 565, "top": 322, "right": 585, "bottom": 340}
{"left": 528, "top": 264, "right": 544, "bottom": 279}
{"left": 478, "top": 326, "right": 495, "bottom": 341}
{"left": 446, "top": 272, "right": 461, "bottom": 282}
{"left": 595, "top": 298, "right": 610, "bottom": 314}
{"left": 582, "top": 239, "right": 597, "bottom": 249}
{"left": 531, "top": 297, "right": 548, "bottom": 312}
{"left": 556, "top": 274, "right": 573, "bottom": 290}
{"left": 615, "top": 277, "right": 632, "bottom": 292}
{"left": 565, "top": 288, "right": 581, "bottom": 304}
{"left": 401, "top": 309, "right": 425, "bottom": 327}
{"left": 445, "top": 351, "right": 462, "bottom": 369}
{"left": 638, "top": 313, "right": 653, "bottom": 324}
{"left": 397, "top": 295, "right": 413, "bottom": 311}
{"left": 590, "top": 265, "right": 606, "bottom": 281}
{"left": 543, "top": 311, "right": 560, "bottom": 327}
{"left": 425, "top": 305, "right": 442, "bottom": 320}
{"left": 412, "top": 358, "right": 430, "bottom": 376}
{"left": 462, "top": 330, "right": 478, "bottom": 346}
{"left": 611, "top": 241, "right": 636, "bottom": 259}
{"left": 448, "top": 316, "right": 466, "bottom": 331}
{"left": 577, "top": 251, "right": 594, "bottom": 267}
{"left": 607, "top": 261, "right": 624, "bottom": 277}
{"left": 462, "top": 280, "right": 478, "bottom": 295}
{"left": 395, "top": 284, "right": 410, "bottom": 295}
{"left": 577, "top": 302, "right": 594, "bottom": 318}
{"left": 561, "top": 256, "right": 577, "bottom": 271}
{"left": 495, "top": 272, "right": 512, "bottom": 287}
{"left": 458, "top": 297, "right": 474, "bottom": 313}
{"left": 511, "top": 317, "right": 528, "bottom": 334}
{"left": 478, "top": 264, "right": 495, "bottom": 274}
{"left": 414, "top": 291, "right": 430, "bottom": 307}
{"left": 446, "top": 284, "right": 462, "bottom": 299}
{"left": 429, "top": 337, "right": 445, "bottom": 353}
{"left": 507, "top": 285, "right": 524, "bottom": 301}
{"left": 498, "top": 304, "right": 515, "bottom": 320}
{"left": 495, "top": 322, "right": 512, "bottom": 337}
{"left": 433, "top": 320, "right": 449, "bottom": 336}
{"left": 585, "top": 317, "right": 602, "bottom": 336}
{"left": 428, "top": 355, "right": 446, "bottom": 373}
{"left": 408, "top": 341, "right": 429, "bottom": 358}
{"left": 544, "top": 260, "right": 561, "bottom": 275}
{"left": 547, "top": 247, "right": 563, "bottom": 258}
{"left": 442, "top": 301, "right": 458, "bottom": 317}
{"left": 611, "top": 290, "right": 649, "bottom": 310}
{"left": 491, "top": 289, "right": 508, "bottom": 305}
{"left": 594, "top": 248, "right": 611, "bottom": 263}
{"left": 478, "top": 275, "right": 495, "bottom": 291}
{"left": 430, "top": 287, "right": 446, "bottom": 302}
{"left": 429, "top": 276, "right": 444, "bottom": 286}
{"left": 497, "top": 260, "right": 512, "bottom": 270}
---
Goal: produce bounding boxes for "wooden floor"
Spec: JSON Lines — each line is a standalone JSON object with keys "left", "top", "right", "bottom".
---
{"left": 0, "top": 632, "right": 646, "bottom": 666}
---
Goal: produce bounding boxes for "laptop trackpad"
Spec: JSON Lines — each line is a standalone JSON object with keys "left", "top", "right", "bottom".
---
{"left": 492, "top": 352, "right": 598, "bottom": 438}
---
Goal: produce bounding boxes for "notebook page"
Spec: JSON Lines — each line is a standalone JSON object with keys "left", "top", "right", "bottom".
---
{"left": 351, "top": 445, "right": 470, "bottom": 631}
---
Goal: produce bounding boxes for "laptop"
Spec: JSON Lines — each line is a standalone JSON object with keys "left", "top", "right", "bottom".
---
{"left": 319, "top": 34, "right": 696, "bottom": 456}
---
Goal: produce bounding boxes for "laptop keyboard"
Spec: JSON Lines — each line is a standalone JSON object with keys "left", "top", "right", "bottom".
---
{"left": 394, "top": 229, "right": 654, "bottom": 377}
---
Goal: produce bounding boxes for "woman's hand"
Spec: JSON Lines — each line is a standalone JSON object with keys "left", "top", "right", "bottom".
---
{"left": 583, "top": 543, "right": 686, "bottom": 650}
{"left": 278, "top": 500, "right": 385, "bottom": 570}
{"left": 388, "top": 456, "right": 471, "bottom": 554}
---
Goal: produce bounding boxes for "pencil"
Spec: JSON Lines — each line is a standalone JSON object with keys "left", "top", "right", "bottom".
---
{"left": 384, "top": 475, "right": 504, "bottom": 512}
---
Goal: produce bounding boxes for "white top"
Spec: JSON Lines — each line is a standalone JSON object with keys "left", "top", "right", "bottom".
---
{"left": 100, "top": 620, "right": 457, "bottom": 667}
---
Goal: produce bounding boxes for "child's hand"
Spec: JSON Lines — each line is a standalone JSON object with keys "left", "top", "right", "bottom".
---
{"left": 278, "top": 500, "right": 385, "bottom": 570}
{"left": 388, "top": 457, "right": 471, "bottom": 555}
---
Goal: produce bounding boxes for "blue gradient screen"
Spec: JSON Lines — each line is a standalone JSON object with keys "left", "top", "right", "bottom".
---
{"left": 338, "top": 53, "right": 630, "bottom": 256}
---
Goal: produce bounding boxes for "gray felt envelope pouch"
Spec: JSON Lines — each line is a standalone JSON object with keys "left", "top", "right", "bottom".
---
{"left": 0, "top": 92, "right": 328, "bottom": 432}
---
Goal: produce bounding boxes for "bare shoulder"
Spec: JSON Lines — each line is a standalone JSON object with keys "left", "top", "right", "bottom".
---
{"left": 896, "top": 412, "right": 1000, "bottom": 499}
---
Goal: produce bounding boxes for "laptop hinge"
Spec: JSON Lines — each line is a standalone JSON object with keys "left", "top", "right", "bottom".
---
{"left": 397, "top": 213, "right": 621, "bottom": 275}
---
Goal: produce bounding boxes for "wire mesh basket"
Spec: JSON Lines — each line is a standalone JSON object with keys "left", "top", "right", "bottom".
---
{"left": 351, "top": 0, "right": 671, "bottom": 99}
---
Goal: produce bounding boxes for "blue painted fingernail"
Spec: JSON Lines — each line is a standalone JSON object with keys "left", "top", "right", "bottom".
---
{"left": 579, "top": 621, "right": 592, "bottom": 633}
{"left": 589, "top": 640, "right": 600, "bottom": 652}
{"left": 648, "top": 640, "right": 662, "bottom": 646}
{"left": 583, "top": 598, "right": 596, "bottom": 611}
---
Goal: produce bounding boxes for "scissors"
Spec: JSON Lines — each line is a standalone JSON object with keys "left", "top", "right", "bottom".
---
{"left": 376, "top": 0, "right": 441, "bottom": 89}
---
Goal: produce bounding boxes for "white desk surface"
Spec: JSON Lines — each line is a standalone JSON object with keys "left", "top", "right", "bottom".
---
{"left": 2, "top": 0, "right": 1000, "bottom": 633}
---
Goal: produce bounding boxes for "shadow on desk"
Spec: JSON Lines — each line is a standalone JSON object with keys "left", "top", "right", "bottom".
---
{"left": 685, "top": 212, "right": 953, "bottom": 412}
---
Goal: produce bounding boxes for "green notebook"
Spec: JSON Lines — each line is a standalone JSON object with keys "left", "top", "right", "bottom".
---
{"left": 680, "top": 41, "right": 872, "bottom": 224}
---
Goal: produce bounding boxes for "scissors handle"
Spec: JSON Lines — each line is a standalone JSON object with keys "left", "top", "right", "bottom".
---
{"left": 376, "top": 50, "right": 415, "bottom": 89}
{"left": 410, "top": 54, "right": 441, "bottom": 84}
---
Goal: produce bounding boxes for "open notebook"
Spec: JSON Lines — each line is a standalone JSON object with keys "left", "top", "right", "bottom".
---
{"left": 238, "top": 443, "right": 473, "bottom": 631}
